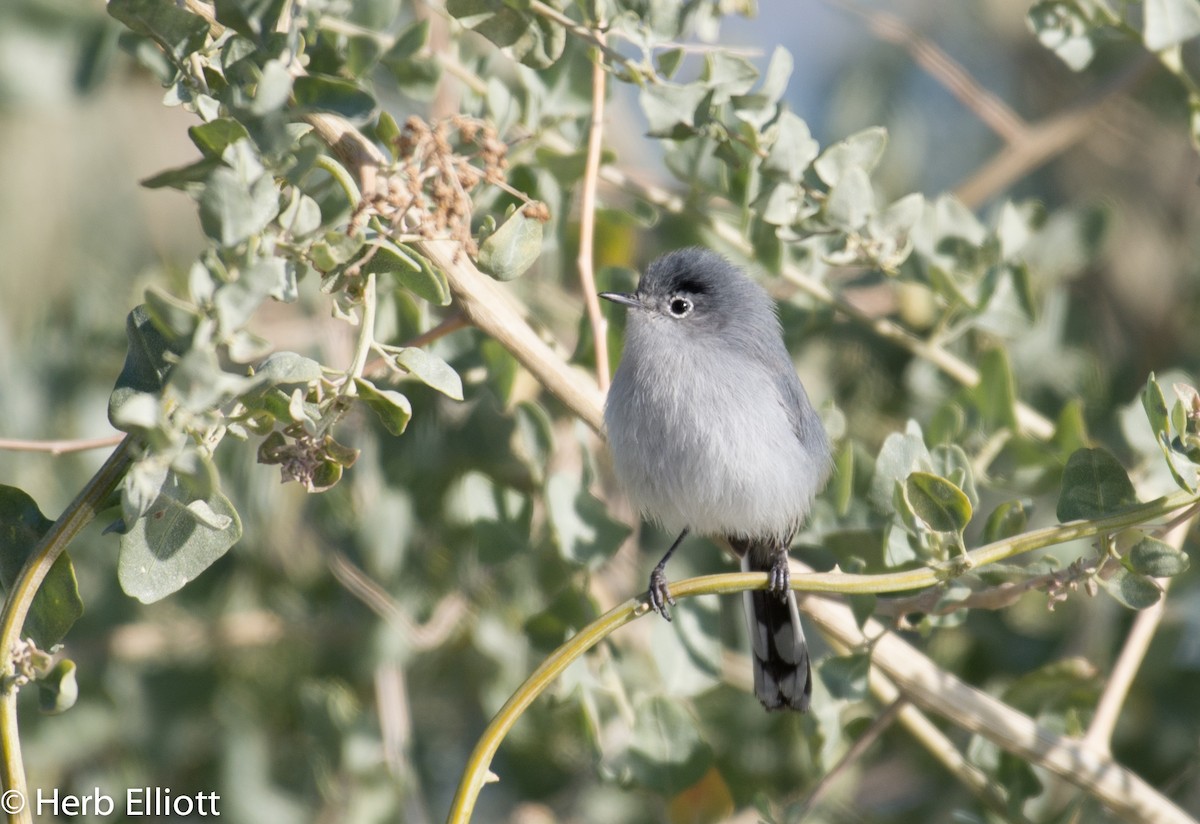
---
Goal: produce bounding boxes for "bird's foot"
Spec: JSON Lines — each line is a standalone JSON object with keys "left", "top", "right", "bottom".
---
{"left": 648, "top": 566, "right": 676, "bottom": 621}
{"left": 768, "top": 554, "right": 791, "bottom": 601}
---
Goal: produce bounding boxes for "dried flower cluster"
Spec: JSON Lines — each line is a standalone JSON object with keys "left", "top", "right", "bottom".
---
{"left": 258, "top": 425, "right": 359, "bottom": 493}
{"left": 352, "top": 115, "right": 530, "bottom": 256}
{"left": 1043, "top": 556, "right": 1101, "bottom": 610}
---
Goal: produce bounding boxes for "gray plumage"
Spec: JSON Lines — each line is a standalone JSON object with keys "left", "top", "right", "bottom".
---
{"left": 601, "top": 247, "right": 832, "bottom": 711}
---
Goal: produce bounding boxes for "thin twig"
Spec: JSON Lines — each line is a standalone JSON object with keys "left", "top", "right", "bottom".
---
{"left": 867, "top": 666, "right": 1026, "bottom": 819}
{"left": 328, "top": 552, "right": 469, "bottom": 649}
{"left": 0, "top": 434, "right": 125, "bottom": 455}
{"left": 954, "top": 57, "right": 1155, "bottom": 208}
{"left": 1082, "top": 510, "right": 1193, "bottom": 756}
{"left": 794, "top": 698, "right": 905, "bottom": 818}
{"left": 577, "top": 28, "right": 612, "bottom": 391}
{"left": 364, "top": 313, "right": 469, "bottom": 377}
{"left": 828, "top": 0, "right": 1029, "bottom": 144}
{"left": 525, "top": 0, "right": 637, "bottom": 74}
{"left": 419, "top": 239, "right": 607, "bottom": 434}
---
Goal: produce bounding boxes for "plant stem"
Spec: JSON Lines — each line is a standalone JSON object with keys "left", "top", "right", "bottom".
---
{"left": 444, "top": 487, "right": 1198, "bottom": 822}
{"left": 576, "top": 26, "right": 612, "bottom": 391}
{"left": 0, "top": 436, "right": 135, "bottom": 823}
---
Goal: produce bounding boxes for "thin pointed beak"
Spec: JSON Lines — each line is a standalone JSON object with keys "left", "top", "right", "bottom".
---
{"left": 599, "top": 291, "right": 642, "bottom": 309}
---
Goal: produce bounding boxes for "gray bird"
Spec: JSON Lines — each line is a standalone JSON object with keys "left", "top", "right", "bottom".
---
{"left": 601, "top": 247, "right": 832, "bottom": 711}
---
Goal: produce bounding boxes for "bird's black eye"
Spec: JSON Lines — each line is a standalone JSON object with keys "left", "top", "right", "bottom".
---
{"left": 668, "top": 297, "right": 693, "bottom": 317}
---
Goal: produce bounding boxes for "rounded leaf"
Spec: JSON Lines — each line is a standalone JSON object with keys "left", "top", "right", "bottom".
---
{"left": 477, "top": 210, "right": 543, "bottom": 281}
{"left": 905, "top": 472, "right": 973, "bottom": 533}
{"left": 38, "top": 659, "right": 78, "bottom": 715}
{"left": 1056, "top": 448, "right": 1138, "bottom": 522}
{"left": 1127, "top": 537, "right": 1190, "bottom": 578}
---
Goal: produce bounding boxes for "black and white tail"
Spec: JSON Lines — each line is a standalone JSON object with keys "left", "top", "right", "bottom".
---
{"left": 740, "top": 551, "right": 811, "bottom": 712}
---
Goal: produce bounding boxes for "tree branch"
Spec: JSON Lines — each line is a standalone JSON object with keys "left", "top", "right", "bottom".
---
{"left": 801, "top": 591, "right": 1196, "bottom": 824}
{"left": 827, "top": 0, "right": 1029, "bottom": 144}
{"left": 577, "top": 29, "right": 613, "bottom": 391}
{"left": 0, "top": 434, "right": 125, "bottom": 455}
{"left": 953, "top": 58, "right": 1155, "bottom": 208}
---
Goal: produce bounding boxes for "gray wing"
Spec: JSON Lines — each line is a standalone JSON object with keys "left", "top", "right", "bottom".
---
{"left": 775, "top": 361, "right": 832, "bottom": 470}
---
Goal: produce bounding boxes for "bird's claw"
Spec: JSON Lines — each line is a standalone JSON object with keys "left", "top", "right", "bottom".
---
{"left": 648, "top": 567, "right": 676, "bottom": 621}
{"left": 768, "top": 555, "right": 791, "bottom": 601}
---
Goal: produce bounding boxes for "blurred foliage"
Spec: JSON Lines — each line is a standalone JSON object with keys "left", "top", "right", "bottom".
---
{"left": 1, "top": 0, "right": 1200, "bottom": 823}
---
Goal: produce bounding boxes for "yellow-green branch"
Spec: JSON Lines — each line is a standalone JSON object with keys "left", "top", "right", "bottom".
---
{"left": 445, "top": 487, "right": 1199, "bottom": 822}
{"left": 0, "top": 436, "right": 135, "bottom": 823}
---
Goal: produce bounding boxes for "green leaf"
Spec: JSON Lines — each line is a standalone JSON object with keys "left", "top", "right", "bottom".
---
{"left": 445, "top": 0, "right": 564, "bottom": 68}
{"left": 140, "top": 157, "right": 222, "bottom": 191}
{"left": 813, "top": 127, "right": 887, "bottom": 187}
{"left": 818, "top": 652, "right": 870, "bottom": 701}
{"left": 824, "top": 166, "right": 874, "bottom": 229}
{"left": 1099, "top": 567, "right": 1162, "bottom": 610}
{"left": 212, "top": 0, "right": 287, "bottom": 39}
{"left": 477, "top": 209, "right": 543, "bottom": 281}
{"left": 410, "top": 254, "right": 454, "bottom": 306}
{"left": 1127, "top": 537, "right": 1190, "bottom": 577}
{"left": 293, "top": 75, "right": 377, "bottom": 122}
{"left": 108, "top": 305, "right": 181, "bottom": 432}
{"left": 367, "top": 244, "right": 450, "bottom": 305}
{"left": 639, "top": 82, "right": 710, "bottom": 138}
{"left": 1052, "top": 399, "right": 1090, "bottom": 457}
{"left": 1056, "top": 448, "right": 1138, "bottom": 522}
{"left": 37, "top": 659, "right": 79, "bottom": 715}
{"left": 278, "top": 190, "right": 322, "bottom": 238}
{"left": 199, "top": 167, "right": 280, "bottom": 247}
{"left": 0, "top": 487, "right": 85, "bottom": 648}
{"left": 759, "top": 181, "right": 813, "bottom": 226}
{"left": 107, "top": 0, "right": 210, "bottom": 63}
{"left": 975, "top": 348, "right": 1020, "bottom": 431}
{"left": 931, "top": 443, "right": 978, "bottom": 506}
{"left": 189, "top": 119, "right": 252, "bottom": 158}
{"left": 393, "top": 347, "right": 463, "bottom": 400}
{"left": 382, "top": 52, "right": 443, "bottom": 100}
{"left": 255, "top": 351, "right": 324, "bottom": 386}
{"left": 249, "top": 58, "right": 294, "bottom": 115}
{"left": 482, "top": 339, "right": 519, "bottom": 404}
{"left": 353, "top": 378, "right": 413, "bottom": 435}
{"left": 847, "top": 593, "right": 876, "bottom": 629}
{"left": 614, "top": 696, "right": 711, "bottom": 790}
{"left": 763, "top": 110, "right": 818, "bottom": 183}
{"left": 983, "top": 499, "right": 1029, "bottom": 543}
{"left": 512, "top": 401, "right": 555, "bottom": 483}
{"left": 143, "top": 285, "right": 201, "bottom": 339}
{"left": 1143, "top": 372, "right": 1171, "bottom": 436}
{"left": 656, "top": 47, "right": 685, "bottom": 79}
{"left": 388, "top": 17, "right": 430, "bottom": 60}
{"left": 118, "top": 475, "right": 243, "bottom": 604}
{"left": 1144, "top": 0, "right": 1200, "bottom": 50}
{"left": 546, "top": 472, "right": 631, "bottom": 568}
{"left": 1142, "top": 373, "right": 1195, "bottom": 491}
{"left": 376, "top": 111, "right": 402, "bottom": 160}
{"left": 759, "top": 45, "right": 794, "bottom": 104}
{"left": 869, "top": 421, "right": 932, "bottom": 512}
{"left": 905, "top": 472, "right": 972, "bottom": 533}
{"left": 832, "top": 441, "right": 855, "bottom": 516}
{"left": 701, "top": 51, "right": 759, "bottom": 104}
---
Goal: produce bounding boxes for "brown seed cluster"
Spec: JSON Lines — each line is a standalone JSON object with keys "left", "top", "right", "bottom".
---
{"left": 1043, "top": 557, "right": 1101, "bottom": 610}
{"left": 353, "top": 115, "right": 530, "bottom": 256}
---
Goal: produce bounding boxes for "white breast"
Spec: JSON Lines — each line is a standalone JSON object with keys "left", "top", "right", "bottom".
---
{"left": 605, "top": 333, "right": 824, "bottom": 540}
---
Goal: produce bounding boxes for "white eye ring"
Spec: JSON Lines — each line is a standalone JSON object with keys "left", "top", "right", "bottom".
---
{"left": 668, "top": 297, "right": 693, "bottom": 317}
